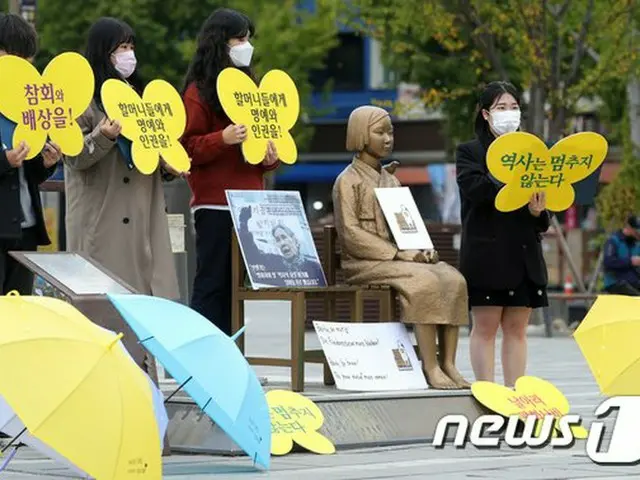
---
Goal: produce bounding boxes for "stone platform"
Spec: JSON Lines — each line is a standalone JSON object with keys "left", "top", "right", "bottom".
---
{"left": 164, "top": 382, "right": 489, "bottom": 456}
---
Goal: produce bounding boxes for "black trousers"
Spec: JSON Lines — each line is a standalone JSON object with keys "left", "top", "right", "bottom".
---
{"left": 191, "top": 209, "right": 233, "bottom": 335}
{"left": 0, "top": 227, "right": 38, "bottom": 295}
{"left": 605, "top": 281, "right": 640, "bottom": 296}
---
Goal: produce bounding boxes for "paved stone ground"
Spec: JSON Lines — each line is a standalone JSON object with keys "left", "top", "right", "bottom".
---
{"left": 3, "top": 301, "right": 639, "bottom": 479}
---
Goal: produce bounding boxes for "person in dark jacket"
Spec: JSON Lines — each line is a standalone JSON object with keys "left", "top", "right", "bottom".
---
{"left": 602, "top": 214, "right": 640, "bottom": 295}
{"left": 0, "top": 13, "right": 62, "bottom": 295}
{"left": 456, "top": 81, "right": 550, "bottom": 387}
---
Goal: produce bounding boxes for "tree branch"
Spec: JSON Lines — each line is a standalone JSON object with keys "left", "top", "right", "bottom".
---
{"left": 457, "top": 0, "right": 508, "bottom": 79}
{"left": 513, "top": 0, "right": 548, "bottom": 78}
{"left": 564, "top": 0, "right": 595, "bottom": 87}
{"left": 554, "top": 0, "right": 572, "bottom": 19}
{"left": 513, "top": 0, "right": 538, "bottom": 49}
{"left": 550, "top": 0, "right": 571, "bottom": 93}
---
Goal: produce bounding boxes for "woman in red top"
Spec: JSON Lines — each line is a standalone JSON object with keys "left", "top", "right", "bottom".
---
{"left": 181, "top": 8, "right": 279, "bottom": 334}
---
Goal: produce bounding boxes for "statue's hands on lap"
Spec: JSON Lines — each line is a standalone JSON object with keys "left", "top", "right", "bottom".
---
{"left": 415, "top": 250, "right": 439, "bottom": 264}
{"left": 395, "top": 250, "right": 421, "bottom": 262}
{"left": 425, "top": 250, "right": 439, "bottom": 263}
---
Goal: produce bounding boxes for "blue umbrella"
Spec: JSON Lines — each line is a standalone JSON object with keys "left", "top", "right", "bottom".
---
{"left": 107, "top": 294, "right": 271, "bottom": 469}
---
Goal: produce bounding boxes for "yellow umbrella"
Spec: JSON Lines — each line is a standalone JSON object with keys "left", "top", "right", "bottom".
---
{"left": 573, "top": 294, "right": 640, "bottom": 396}
{"left": 0, "top": 292, "right": 162, "bottom": 479}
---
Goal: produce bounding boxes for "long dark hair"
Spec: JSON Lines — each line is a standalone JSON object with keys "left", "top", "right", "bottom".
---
{"left": 182, "top": 8, "right": 255, "bottom": 115}
{"left": 474, "top": 81, "right": 521, "bottom": 140}
{"left": 85, "top": 17, "right": 143, "bottom": 109}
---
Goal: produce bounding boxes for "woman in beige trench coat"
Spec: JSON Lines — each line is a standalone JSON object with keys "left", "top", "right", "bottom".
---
{"left": 63, "top": 18, "right": 180, "bottom": 374}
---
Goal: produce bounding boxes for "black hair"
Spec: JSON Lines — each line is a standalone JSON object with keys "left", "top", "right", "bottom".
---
{"left": 0, "top": 13, "right": 37, "bottom": 59}
{"left": 84, "top": 17, "right": 143, "bottom": 109}
{"left": 474, "top": 81, "right": 521, "bottom": 140}
{"left": 182, "top": 8, "right": 255, "bottom": 115}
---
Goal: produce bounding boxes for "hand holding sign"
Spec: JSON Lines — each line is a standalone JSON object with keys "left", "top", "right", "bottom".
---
{"left": 528, "top": 191, "right": 546, "bottom": 217}
{"left": 0, "top": 52, "right": 94, "bottom": 159}
{"left": 5, "top": 142, "right": 30, "bottom": 168}
{"left": 42, "top": 142, "right": 63, "bottom": 168}
{"left": 486, "top": 132, "right": 608, "bottom": 212}
{"left": 217, "top": 68, "right": 300, "bottom": 165}
{"left": 101, "top": 79, "right": 190, "bottom": 175}
{"left": 99, "top": 117, "right": 122, "bottom": 140}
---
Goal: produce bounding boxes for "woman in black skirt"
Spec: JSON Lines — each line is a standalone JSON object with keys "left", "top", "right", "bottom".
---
{"left": 456, "top": 81, "right": 550, "bottom": 387}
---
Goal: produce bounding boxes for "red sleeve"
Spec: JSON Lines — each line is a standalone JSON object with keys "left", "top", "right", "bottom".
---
{"left": 180, "top": 84, "right": 232, "bottom": 167}
{"left": 261, "top": 159, "right": 281, "bottom": 172}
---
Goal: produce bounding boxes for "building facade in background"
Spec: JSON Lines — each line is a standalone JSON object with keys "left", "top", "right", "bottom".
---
{"left": 273, "top": 1, "right": 450, "bottom": 224}
{"left": 274, "top": 0, "right": 621, "bottom": 230}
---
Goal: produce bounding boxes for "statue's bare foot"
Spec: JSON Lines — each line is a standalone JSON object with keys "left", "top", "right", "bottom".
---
{"left": 425, "top": 366, "right": 457, "bottom": 389}
{"left": 442, "top": 362, "right": 471, "bottom": 389}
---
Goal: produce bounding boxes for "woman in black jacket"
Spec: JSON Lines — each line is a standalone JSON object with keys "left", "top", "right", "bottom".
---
{"left": 456, "top": 81, "right": 550, "bottom": 387}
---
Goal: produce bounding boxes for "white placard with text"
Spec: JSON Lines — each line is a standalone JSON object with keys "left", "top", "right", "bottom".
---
{"left": 375, "top": 187, "right": 433, "bottom": 250}
{"left": 313, "top": 321, "right": 428, "bottom": 391}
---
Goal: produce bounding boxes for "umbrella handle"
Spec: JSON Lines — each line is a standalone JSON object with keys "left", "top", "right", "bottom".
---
{"left": 0, "top": 446, "right": 19, "bottom": 472}
{"left": 230, "top": 326, "right": 247, "bottom": 342}
{"left": 1, "top": 428, "right": 25, "bottom": 453}
{"left": 164, "top": 376, "right": 193, "bottom": 404}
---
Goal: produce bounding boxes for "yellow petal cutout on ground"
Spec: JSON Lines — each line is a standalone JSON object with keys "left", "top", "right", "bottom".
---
{"left": 266, "top": 390, "right": 335, "bottom": 456}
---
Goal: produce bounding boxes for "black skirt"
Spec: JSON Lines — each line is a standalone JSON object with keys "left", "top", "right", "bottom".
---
{"left": 468, "top": 278, "right": 548, "bottom": 309}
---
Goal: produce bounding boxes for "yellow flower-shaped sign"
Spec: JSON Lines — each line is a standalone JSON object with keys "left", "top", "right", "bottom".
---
{"left": 217, "top": 68, "right": 300, "bottom": 165}
{"left": 471, "top": 376, "right": 588, "bottom": 438}
{"left": 101, "top": 79, "right": 190, "bottom": 175}
{"left": 486, "top": 132, "right": 608, "bottom": 212}
{"left": 0, "top": 52, "right": 94, "bottom": 159}
{"left": 266, "top": 390, "right": 335, "bottom": 456}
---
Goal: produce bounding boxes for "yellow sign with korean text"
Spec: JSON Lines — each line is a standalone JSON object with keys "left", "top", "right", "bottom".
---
{"left": 266, "top": 390, "right": 335, "bottom": 456}
{"left": 471, "top": 376, "right": 588, "bottom": 438}
{"left": 217, "top": 68, "right": 300, "bottom": 165}
{"left": 0, "top": 52, "right": 94, "bottom": 159}
{"left": 101, "top": 79, "right": 190, "bottom": 175}
{"left": 486, "top": 132, "right": 607, "bottom": 212}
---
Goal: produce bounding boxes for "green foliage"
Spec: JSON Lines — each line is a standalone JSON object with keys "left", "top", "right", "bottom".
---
{"left": 344, "top": 0, "right": 639, "bottom": 144}
{"left": 596, "top": 108, "right": 640, "bottom": 231}
{"left": 594, "top": 78, "right": 627, "bottom": 146}
{"left": 34, "top": 0, "right": 338, "bottom": 150}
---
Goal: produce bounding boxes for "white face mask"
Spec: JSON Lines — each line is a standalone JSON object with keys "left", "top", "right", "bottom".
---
{"left": 489, "top": 109, "right": 521, "bottom": 135}
{"left": 229, "top": 42, "right": 254, "bottom": 67}
{"left": 113, "top": 50, "right": 137, "bottom": 79}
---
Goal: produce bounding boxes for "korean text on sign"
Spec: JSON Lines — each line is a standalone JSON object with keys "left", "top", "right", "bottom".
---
{"left": 21, "top": 83, "right": 73, "bottom": 131}
{"left": 549, "top": 153, "right": 595, "bottom": 170}
{"left": 233, "top": 91, "right": 287, "bottom": 141}
{"left": 499, "top": 151, "right": 567, "bottom": 189}
{"left": 116, "top": 101, "right": 175, "bottom": 150}
{"left": 507, "top": 393, "right": 563, "bottom": 420}
{"left": 270, "top": 404, "right": 316, "bottom": 435}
